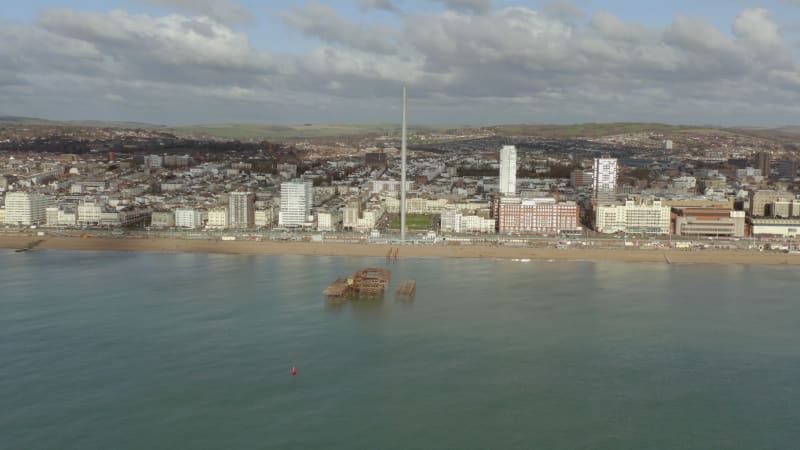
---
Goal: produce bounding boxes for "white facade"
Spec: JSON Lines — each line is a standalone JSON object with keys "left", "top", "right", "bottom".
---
{"left": 596, "top": 200, "right": 671, "bottom": 234}
{"left": 441, "top": 208, "right": 463, "bottom": 233}
{"left": 499, "top": 145, "right": 517, "bottom": 195}
{"left": 460, "top": 215, "right": 496, "bottom": 233}
{"left": 229, "top": 192, "right": 254, "bottom": 229}
{"left": 593, "top": 158, "right": 618, "bottom": 204}
{"left": 78, "top": 201, "right": 104, "bottom": 226}
{"left": 207, "top": 207, "right": 228, "bottom": 229}
{"left": 175, "top": 208, "right": 202, "bottom": 229}
{"left": 279, "top": 180, "right": 312, "bottom": 227}
{"left": 317, "top": 212, "right": 334, "bottom": 232}
{"left": 3, "top": 192, "right": 50, "bottom": 226}
{"left": 144, "top": 155, "right": 163, "bottom": 168}
{"left": 255, "top": 209, "right": 272, "bottom": 228}
{"left": 343, "top": 204, "right": 385, "bottom": 231}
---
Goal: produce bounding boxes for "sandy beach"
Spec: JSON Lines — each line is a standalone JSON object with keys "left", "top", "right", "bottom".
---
{"left": 2, "top": 235, "right": 799, "bottom": 265}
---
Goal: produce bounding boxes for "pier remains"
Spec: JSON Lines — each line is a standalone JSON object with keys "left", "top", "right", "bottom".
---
{"left": 324, "top": 268, "right": 395, "bottom": 302}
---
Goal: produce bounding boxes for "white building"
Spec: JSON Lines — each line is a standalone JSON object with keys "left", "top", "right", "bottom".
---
{"left": 77, "top": 200, "right": 104, "bottom": 226}
{"left": 343, "top": 202, "right": 385, "bottom": 232}
{"left": 460, "top": 215, "right": 496, "bottom": 233}
{"left": 228, "top": 192, "right": 254, "bottom": 229}
{"left": 593, "top": 158, "right": 618, "bottom": 204}
{"left": 144, "top": 155, "right": 163, "bottom": 168}
{"left": 596, "top": 199, "right": 671, "bottom": 234}
{"left": 175, "top": 208, "right": 202, "bottom": 229}
{"left": 499, "top": 145, "right": 517, "bottom": 195}
{"left": 317, "top": 212, "right": 334, "bottom": 232}
{"left": 441, "top": 208, "right": 462, "bottom": 233}
{"left": 279, "top": 180, "right": 313, "bottom": 227}
{"left": 207, "top": 207, "right": 228, "bottom": 229}
{"left": 47, "top": 207, "right": 77, "bottom": 227}
{"left": 255, "top": 209, "right": 272, "bottom": 228}
{"left": 3, "top": 192, "right": 50, "bottom": 226}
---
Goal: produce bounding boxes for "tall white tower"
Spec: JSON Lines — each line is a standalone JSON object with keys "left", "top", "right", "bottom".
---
{"left": 499, "top": 145, "right": 517, "bottom": 195}
{"left": 400, "top": 85, "right": 407, "bottom": 243}
{"left": 592, "top": 158, "right": 618, "bottom": 204}
{"left": 279, "top": 180, "right": 312, "bottom": 227}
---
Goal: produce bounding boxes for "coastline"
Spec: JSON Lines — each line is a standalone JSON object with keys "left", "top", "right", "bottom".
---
{"left": 2, "top": 235, "right": 799, "bottom": 265}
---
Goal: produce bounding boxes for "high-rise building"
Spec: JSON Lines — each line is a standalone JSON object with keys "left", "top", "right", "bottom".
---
{"left": 776, "top": 160, "right": 798, "bottom": 179}
{"left": 499, "top": 145, "right": 517, "bottom": 195}
{"left": 592, "top": 158, "right": 618, "bottom": 204}
{"left": 279, "top": 180, "right": 313, "bottom": 227}
{"left": 756, "top": 152, "right": 772, "bottom": 178}
{"left": 228, "top": 192, "right": 254, "bottom": 229}
{"left": 3, "top": 192, "right": 50, "bottom": 226}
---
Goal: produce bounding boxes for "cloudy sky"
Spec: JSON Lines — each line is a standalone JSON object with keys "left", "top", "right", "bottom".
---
{"left": 3, "top": 0, "right": 800, "bottom": 126}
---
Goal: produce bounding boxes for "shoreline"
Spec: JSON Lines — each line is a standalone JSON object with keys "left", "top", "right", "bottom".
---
{"left": 2, "top": 235, "right": 800, "bottom": 266}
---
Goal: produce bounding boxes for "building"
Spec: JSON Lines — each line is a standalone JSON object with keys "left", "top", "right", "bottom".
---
{"left": 255, "top": 209, "right": 272, "bottom": 228}
{"left": 441, "top": 208, "right": 462, "bottom": 233}
{"left": 663, "top": 140, "right": 674, "bottom": 152}
{"left": 460, "top": 215, "right": 496, "bottom": 233}
{"left": 750, "top": 218, "right": 800, "bottom": 238}
{"left": 279, "top": 180, "right": 313, "bottom": 227}
{"left": 3, "top": 192, "right": 50, "bottom": 226}
{"left": 144, "top": 155, "right": 163, "bottom": 169}
{"left": 151, "top": 211, "right": 175, "bottom": 228}
{"left": 317, "top": 212, "right": 334, "bottom": 232}
{"left": 228, "top": 192, "right": 254, "bottom": 229}
{"left": 497, "top": 197, "right": 581, "bottom": 235}
{"left": 499, "top": 145, "right": 517, "bottom": 195}
{"left": 592, "top": 158, "right": 618, "bottom": 204}
{"left": 776, "top": 160, "right": 798, "bottom": 179}
{"left": 207, "top": 207, "right": 228, "bottom": 229}
{"left": 596, "top": 199, "right": 671, "bottom": 234}
{"left": 756, "top": 151, "right": 772, "bottom": 178}
{"left": 175, "top": 208, "right": 202, "bottom": 229}
{"left": 365, "top": 152, "right": 388, "bottom": 169}
{"left": 749, "top": 190, "right": 795, "bottom": 217}
{"left": 77, "top": 200, "right": 103, "bottom": 226}
{"left": 673, "top": 208, "right": 746, "bottom": 238}
{"left": 343, "top": 201, "right": 385, "bottom": 231}
{"left": 570, "top": 169, "right": 593, "bottom": 188}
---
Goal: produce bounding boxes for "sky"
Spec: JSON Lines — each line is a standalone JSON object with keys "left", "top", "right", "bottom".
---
{"left": 3, "top": 0, "right": 800, "bottom": 126}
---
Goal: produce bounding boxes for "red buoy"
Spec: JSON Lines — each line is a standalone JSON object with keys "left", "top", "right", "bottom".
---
{"left": 291, "top": 366, "right": 297, "bottom": 376}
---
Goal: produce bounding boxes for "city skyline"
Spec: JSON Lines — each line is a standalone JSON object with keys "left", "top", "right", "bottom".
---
{"left": 4, "top": 1, "right": 800, "bottom": 126}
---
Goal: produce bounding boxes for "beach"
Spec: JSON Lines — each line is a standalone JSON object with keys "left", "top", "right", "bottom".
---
{"left": 1, "top": 235, "right": 799, "bottom": 265}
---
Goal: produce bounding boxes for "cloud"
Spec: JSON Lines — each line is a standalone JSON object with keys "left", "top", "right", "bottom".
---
{"left": 281, "top": 2, "right": 397, "bottom": 53}
{"left": 358, "top": 0, "right": 399, "bottom": 13}
{"left": 135, "top": 0, "right": 254, "bottom": 25}
{"left": 733, "top": 8, "right": 782, "bottom": 52}
{"left": 431, "top": 0, "right": 491, "bottom": 14}
{"left": 2, "top": 4, "right": 800, "bottom": 126}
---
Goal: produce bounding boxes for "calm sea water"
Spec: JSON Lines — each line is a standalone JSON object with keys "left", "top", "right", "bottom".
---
{"left": 2, "top": 250, "right": 800, "bottom": 449}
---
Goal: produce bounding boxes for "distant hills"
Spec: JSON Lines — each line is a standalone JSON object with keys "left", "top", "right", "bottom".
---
{"left": 3, "top": 116, "right": 800, "bottom": 142}
{"left": 0, "top": 116, "right": 164, "bottom": 129}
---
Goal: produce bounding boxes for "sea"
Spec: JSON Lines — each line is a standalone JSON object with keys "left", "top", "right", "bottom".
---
{"left": 2, "top": 249, "right": 800, "bottom": 449}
